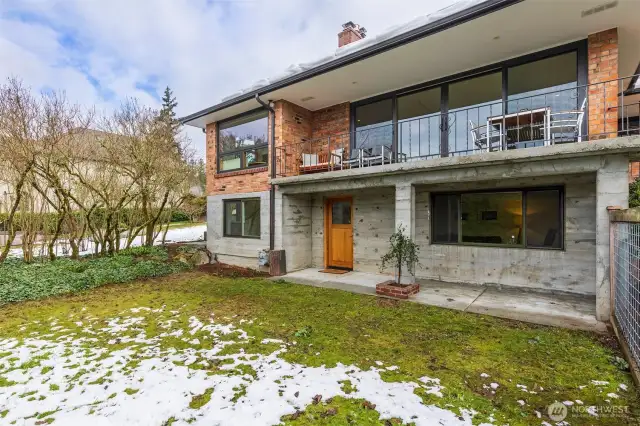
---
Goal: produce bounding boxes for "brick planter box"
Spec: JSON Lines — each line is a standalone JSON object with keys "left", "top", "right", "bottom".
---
{"left": 375, "top": 280, "right": 420, "bottom": 300}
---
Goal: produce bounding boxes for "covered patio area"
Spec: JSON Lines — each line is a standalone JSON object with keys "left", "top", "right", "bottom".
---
{"left": 276, "top": 268, "right": 605, "bottom": 332}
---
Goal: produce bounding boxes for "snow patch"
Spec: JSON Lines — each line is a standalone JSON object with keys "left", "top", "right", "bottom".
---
{"left": 0, "top": 308, "right": 487, "bottom": 426}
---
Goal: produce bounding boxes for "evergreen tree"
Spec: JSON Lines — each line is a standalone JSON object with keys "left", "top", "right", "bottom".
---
{"left": 630, "top": 177, "right": 640, "bottom": 208}
{"left": 159, "top": 86, "right": 181, "bottom": 156}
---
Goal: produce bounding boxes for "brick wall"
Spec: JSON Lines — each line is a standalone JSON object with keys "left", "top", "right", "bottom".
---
{"left": 311, "top": 102, "right": 351, "bottom": 159}
{"left": 274, "top": 100, "right": 313, "bottom": 177}
{"left": 587, "top": 28, "right": 619, "bottom": 139}
{"left": 311, "top": 103, "right": 350, "bottom": 139}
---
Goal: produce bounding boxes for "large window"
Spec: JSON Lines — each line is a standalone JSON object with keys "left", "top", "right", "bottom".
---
{"left": 349, "top": 41, "right": 585, "bottom": 159}
{"left": 431, "top": 188, "right": 563, "bottom": 249}
{"left": 223, "top": 199, "right": 261, "bottom": 238}
{"left": 507, "top": 52, "right": 578, "bottom": 114}
{"left": 448, "top": 72, "right": 503, "bottom": 156}
{"left": 354, "top": 98, "right": 393, "bottom": 151}
{"left": 398, "top": 87, "right": 441, "bottom": 159}
{"left": 507, "top": 52, "right": 579, "bottom": 147}
{"left": 218, "top": 110, "right": 269, "bottom": 172}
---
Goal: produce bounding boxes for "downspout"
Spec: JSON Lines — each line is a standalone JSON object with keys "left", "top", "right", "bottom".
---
{"left": 255, "top": 94, "right": 276, "bottom": 251}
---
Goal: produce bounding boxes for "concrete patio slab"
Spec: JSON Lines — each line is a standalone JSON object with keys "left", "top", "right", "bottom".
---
{"left": 467, "top": 287, "right": 605, "bottom": 332}
{"left": 276, "top": 268, "right": 606, "bottom": 332}
{"left": 414, "top": 280, "right": 486, "bottom": 311}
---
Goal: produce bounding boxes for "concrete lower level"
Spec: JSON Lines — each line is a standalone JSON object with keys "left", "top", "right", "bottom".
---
{"left": 277, "top": 268, "right": 606, "bottom": 332}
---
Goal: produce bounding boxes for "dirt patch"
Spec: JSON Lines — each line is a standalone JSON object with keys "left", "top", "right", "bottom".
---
{"left": 375, "top": 298, "right": 401, "bottom": 308}
{"left": 197, "top": 262, "right": 269, "bottom": 278}
{"left": 596, "top": 332, "right": 620, "bottom": 352}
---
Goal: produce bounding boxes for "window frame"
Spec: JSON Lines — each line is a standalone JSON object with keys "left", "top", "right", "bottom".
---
{"left": 350, "top": 40, "right": 587, "bottom": 159}
{"left": 216, "top": 108, "right": 269, "bottom": 173}
{"left": 222, "top": 198, "right": 262, "bottom": 239}
{"left": 430, "top": 186, "right": 565, "bottom": 250}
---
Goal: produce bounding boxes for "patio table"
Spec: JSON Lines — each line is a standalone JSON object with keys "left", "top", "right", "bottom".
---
{"left": 486, "top": 107, "right": 551, "bottom": 151}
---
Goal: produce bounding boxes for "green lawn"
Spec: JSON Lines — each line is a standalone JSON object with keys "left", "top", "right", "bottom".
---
{"left": 0, "top": 272, "right": 638, "bottom": 425}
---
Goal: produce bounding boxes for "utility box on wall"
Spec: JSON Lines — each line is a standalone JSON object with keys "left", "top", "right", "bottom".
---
{"left": 269, "top": 250, "right": 287, "bottom": 276}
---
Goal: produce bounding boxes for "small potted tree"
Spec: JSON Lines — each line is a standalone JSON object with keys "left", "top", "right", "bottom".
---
{"left": 376, "top": 225, "right": 421, "bottom": 299}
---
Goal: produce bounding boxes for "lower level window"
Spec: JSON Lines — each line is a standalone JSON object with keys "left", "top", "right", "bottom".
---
{"left": 432, "top": 188, "right": 563, "bottom": 249}
{"left": 224, "top": 199, "right": 261, "bottom": 238}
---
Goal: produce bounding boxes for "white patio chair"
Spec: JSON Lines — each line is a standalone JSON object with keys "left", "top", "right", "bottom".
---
{"left": 469, "top": 120, "right": 502, "bottom": 152}
{"left": 329, "top": 148, "right": 344, "bottom": 170}
{"left": 362, "top": 145, "right": 393, "bottom": 167}
{"left": 549, "top": 98, "right": 587, "bottom": 144}
{"left": 343, "top": 148, "right": 365, "bottom": 168}
{"left": 301, "top": 153, "right": 319, "bottom": 168}
{"left": 300, "top": 148, "right": 344, "bottom": 173}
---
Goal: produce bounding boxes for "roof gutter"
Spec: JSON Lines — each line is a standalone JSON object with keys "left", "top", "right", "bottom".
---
{"left": 255, "top": 94, "right": 276, "bottom": 252}
{"left": 181, "top": 0, "right": 523, "bottom": 125}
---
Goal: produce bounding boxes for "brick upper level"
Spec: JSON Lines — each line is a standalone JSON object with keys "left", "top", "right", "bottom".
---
{"left": 206, "top": 27, "right": 633, "bottom": 195}
{"left": 206, "top": 100, "right": 350, "bottom": 196}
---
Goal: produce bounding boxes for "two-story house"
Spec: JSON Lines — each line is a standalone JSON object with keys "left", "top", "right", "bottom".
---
{"left": 182, "top": 0, "right": 640, "bottom": 324}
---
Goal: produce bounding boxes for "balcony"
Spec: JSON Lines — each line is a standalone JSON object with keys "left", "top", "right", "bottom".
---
{"left": 275, "top": 75, "right": 640, "bottom": 179}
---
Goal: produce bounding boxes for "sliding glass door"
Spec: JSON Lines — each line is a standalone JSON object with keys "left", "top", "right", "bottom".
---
{"left": 353, "top": 99, "right": 393, "bottom": 152}
{"left": 448, "top": 72, "right": 503, "bottom": 155}
{"left": 507, "top": 52, "right": 579, "bottom": 147}
{"left": 397, "top": 87, "right": 441, "bottom": 160}
{"left": 507, "top": 52, "right": 578, "bottom": 113}
{"left": 350, "top": 43, "right": 584, "bottom": 160}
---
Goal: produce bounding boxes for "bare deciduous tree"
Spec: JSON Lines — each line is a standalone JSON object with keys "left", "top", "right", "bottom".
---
{"left": 0, "top": 78, "right": 198, "bottom": 262}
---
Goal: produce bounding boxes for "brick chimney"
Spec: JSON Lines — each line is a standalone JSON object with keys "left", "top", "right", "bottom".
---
{"left": 338, "top": 21, "right": 366, "bottom": 48}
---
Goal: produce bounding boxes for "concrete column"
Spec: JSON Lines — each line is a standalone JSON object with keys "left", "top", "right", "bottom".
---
{"left": 595, "top": 154, "right": 629, "bottom": 321}
{"left": 281, "top": 193, "right": 313, "bottom": 272}
{"left": 395, "top": 183, "right": 416, "bottom": 284}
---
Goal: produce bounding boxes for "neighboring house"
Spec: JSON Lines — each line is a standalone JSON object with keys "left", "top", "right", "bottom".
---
{"left": 182, "top": 0, "right": 640, "bottom": 323}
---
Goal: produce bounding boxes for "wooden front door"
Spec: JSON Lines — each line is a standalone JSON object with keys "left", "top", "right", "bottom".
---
{"left": 325, "top": 197, "right": 353, "bottom": 270}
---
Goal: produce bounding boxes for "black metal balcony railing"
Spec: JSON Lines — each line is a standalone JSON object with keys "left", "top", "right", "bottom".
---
{"left": 275, "top": 75, "right": 640, "bottom": 178}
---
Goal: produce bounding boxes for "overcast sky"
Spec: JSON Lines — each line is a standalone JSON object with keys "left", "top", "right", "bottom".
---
{"left": 0, "top": 0, "right": 456, "bottom": 159}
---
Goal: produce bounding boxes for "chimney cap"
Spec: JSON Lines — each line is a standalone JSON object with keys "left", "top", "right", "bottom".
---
{"left": 342, "top": 21, "right": 356, "bottom": 30}
{"left": 341, "top": 21, "right": 366, "bottom": 38}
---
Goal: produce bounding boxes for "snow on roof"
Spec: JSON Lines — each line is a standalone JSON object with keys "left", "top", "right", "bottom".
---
{"left": 220, "top": 0, "right": 490, "bottom": 103}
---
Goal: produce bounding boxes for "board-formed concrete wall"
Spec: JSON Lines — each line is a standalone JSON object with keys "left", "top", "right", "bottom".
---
{"left": 279, "top": 193, "right": 313, "bottom": 272}
{"left": 414, "top": 174, "right": 597, "bottom": 294}
{"left": 309, "top": 187, "right": 396, "bottom": 274}
{"left": 207, "top": 191, "right": 270, "bottom": 269}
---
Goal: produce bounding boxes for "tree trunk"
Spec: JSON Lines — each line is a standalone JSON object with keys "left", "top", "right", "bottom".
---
{"left": 0, "top": 174, "right": 27, "bottom": 263}
{"left": 47, "top": 212, "right": 66, "bottom": 261}
{"left": 69, "top": 238, "right": 79, "bottom": 259}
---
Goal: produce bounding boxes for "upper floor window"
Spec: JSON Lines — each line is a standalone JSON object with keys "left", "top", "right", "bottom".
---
{"left": 218, "top": 110, "right": 269, "bottom": 172}
{"left": 507, "top": 52, "right": 578, "bottom": 114}
{"left": 354, "top": 98, "right": 393, "bottom": 151}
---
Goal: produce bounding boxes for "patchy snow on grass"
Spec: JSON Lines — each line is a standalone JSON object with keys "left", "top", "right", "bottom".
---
{"left": 0, "top": 307, "right": 488, "bottom": 426}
